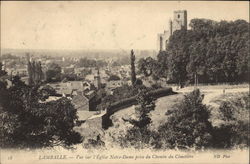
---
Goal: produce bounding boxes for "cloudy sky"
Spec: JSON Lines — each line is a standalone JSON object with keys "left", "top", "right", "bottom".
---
{"left": 1, "top": 1, "right": 249, "bottom": 50}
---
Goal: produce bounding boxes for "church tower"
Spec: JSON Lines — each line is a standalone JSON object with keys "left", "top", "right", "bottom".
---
{"left": 94, "top": 68, "right": 101, "bottom": 90}
{"left": 169, "top": 19, "right": 173, "bottom": 35}
{"left": 172, "top": 10, "right": 187, "bottom": 31}
{"left": 157, "top": 10, "right": 187, "bottom": 51}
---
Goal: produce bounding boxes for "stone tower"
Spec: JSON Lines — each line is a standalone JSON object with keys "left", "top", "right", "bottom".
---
{"left": 94, "top": 68, "right": 101, "bottom": 90}
{"left": 172, "top": 10, "right": 187, "bottom": 31}
{"left": 169, "top": 19, "right": 173, "bottom": 35}
{"left": 157, "top": 10, "right": 187, "bottom": 51}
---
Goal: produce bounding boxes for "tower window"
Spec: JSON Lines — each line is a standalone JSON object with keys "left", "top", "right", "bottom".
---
{"left": 178, "top": 14, "right": 180, "bottom": 18}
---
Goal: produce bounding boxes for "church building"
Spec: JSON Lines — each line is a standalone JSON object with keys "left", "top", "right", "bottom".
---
{"left": 157, "top": 10, "right": 187, "bottom": 51}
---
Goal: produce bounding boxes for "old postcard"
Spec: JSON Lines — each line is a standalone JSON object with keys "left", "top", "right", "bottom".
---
{"left": 0, "top": 1, "right": 249, "bottom": 164}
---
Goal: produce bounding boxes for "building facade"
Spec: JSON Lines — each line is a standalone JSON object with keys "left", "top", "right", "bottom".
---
{"left": 157, "top": 10, "right": 187, "bottom": 51}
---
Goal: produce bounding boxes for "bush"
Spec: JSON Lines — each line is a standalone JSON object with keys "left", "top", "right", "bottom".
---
{"left": 219, "top": 102, "right": 236, "bottom": 121}
{"left": 212, "top": 121, "right": 249, "bottom": 149}
{"left": 0, "top": 77, "right": 82, "bottom": 149}
{"left": 107, "top": 87, "right": 173, "bottom": 114}
{"left": 112, "top": 89, "right": 157, "bottom": 149}
{"left": 108, "top": 75, "right": 121, "bottom": 81}
{"left": 118, "top": 127, "right": 159, "bottom": 149}
{"left": 83, "top": 135, "right": 105, "bottom": 149}
{"left": 158, "top": 89, "right": 213, "bottom": 150}
{"left": 213, "top": 93, "right": 249, "bottom": 149}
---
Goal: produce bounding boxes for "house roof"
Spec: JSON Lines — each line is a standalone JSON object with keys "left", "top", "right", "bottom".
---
{"left": 49, "top": 81, "right": 97, "bottom": 97}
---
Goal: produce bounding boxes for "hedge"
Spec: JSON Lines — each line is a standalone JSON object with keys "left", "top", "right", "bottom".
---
{"left": 106, "top": 87, "right": 174, "bottom": 115}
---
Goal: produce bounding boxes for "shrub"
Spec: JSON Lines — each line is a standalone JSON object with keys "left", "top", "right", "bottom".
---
{"left": 213, "top": 93, "right": 249, "bottom": 149}
{"left": 158, "top": 89, "right": 213, "bottom": 150}
{"left": 83, "top": 135, "right": 105, "bottom": 149}
{"left": 118, "top": 127, "right": 159, "bottom": 149}
{"left": 0, "top": 76, "right": 82, "bottom": 149}
{"left": 108, "top": 75, "right": 121, "bottom": 81}
{"left": 113, "top": 88, "right": 157, "bottom": 149}
{"left": 219, "top": 102, "right": 236, "bottom": 121}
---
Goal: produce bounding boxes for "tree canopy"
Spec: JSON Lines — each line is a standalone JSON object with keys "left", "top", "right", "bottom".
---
{"left": 108, "top": 74, "right": 121, "bottom": 81}
{"left": 151, "top": 19, "right": 249, "bottom": 84}
{"left": 77, "top": 58, "right": 107, "bottom": 68}
{"left": 45, "top": 63, "right": 62, "bottom": 82}
{"left": 0, "top": 73, "right": 82, "bottom": 148}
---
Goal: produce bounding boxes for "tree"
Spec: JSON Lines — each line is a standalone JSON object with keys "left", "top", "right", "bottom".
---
{"left": 152, "top": 19, "right": 249, "bottom": 84}
{"left": 156, "top": 51, "right": 169, "bottom": 78}
{"left": 213, "top": 94, "right": 249, "bottom": 149}
{"left": 45, "top": 63, "right": 62, "bottom": 82}
{"left": 186, "top": 39, "right": 207, "bottom": 84}
{"left": 158, "top": 89, "right": 213, "bottom": 150}
{"left": 77, "top": 58, "right": 107, "bottom": 68}
{"left": 120, "top": 88, "right": 157, "bottom": 149}
{"left": 137, "top": 57, "right": 156, "bottom": 77}
{"left": 0, "top": 77, "right": 82, "bottom": 148}
{"left": 40, "top": 85, "right": 57, "bottom": 100}
{"left": 126, "top": 89, "right": 156, "bottom": 128}
{"left": 108, "top": 75, "right": 121, "bottom": 81}
{"left": 130, "top": 49, "right": 137, "bottom": 86}
{"left": 27, "top": 59, "right": 44, "bottom": 86}
{"left": 0, "top": 62, "right": 7, "bottom": 77}
{"left": 137, "top": 58, "right": 147, "bottom": 75}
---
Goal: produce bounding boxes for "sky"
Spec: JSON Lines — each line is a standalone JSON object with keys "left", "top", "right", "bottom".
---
{"left": 1, "top": 1, "right": 249, "bottom": 50}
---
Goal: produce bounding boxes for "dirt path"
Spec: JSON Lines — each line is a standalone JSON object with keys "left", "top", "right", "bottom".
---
{"left": 175, "top": 86, "right": 248, "bottom": 108}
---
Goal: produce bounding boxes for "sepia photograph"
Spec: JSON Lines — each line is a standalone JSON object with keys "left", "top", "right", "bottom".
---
{"left": 0, "top": 1, "right": 249, "bottom": 164}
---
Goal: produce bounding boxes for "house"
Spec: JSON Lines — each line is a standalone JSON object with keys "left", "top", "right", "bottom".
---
{"left": 74, "top": 67, "right": 89, "bottom": 78}
{"left": 107, "top": 80, "right": 124, "bottom": 88}
{"left": 61, "top": 67, "right": 74, "bottom": 74}
{"left": 49, "top": 81, "right": 89, "bottom": 96}
{"left": 105, "top": 80, "right": 124, "bottom": 94}
{"left": 71, "top": 90, "right": 97, "bottom": 111}
{"left": 85, "top": 74, "right": 94, "bottom": 82}
{"left": 48, "top": 81, "right": 98, "bottom": 111}
{"left": 6, "top": 68, "right": 28, "bottom": 77}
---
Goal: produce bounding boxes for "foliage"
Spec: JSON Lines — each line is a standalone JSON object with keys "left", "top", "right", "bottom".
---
{"left": 218, "top": 102, "right": 235, "bottom": 121}
{"left": 0, "top": 75, "right": 82, "bottom": 149}
{"left": 77, "top": 57, "right": 107, "bottom": 68}
{"left": 112, "top": 56, "right": 130, "bottom": 66}
{"left": 45, "top": 63, "right": 62, "bottom": 82}
{"left": 1, "top": 54, "right": 20, "bottom": 60}
{"left": 108, "top": 74, "right": 121, "bottom": 81}
{"left": 0, "top": 63, "right": 7, "bottom": 77}
{"left": 83, "top": 135, "right": 105, "bottom": 149}
{"left": 134, "top": 78, "right": 143, "bottom": 86}
{"left": 39, "top": 85, "right": 57, "bottom": 100}
{"left": 27, "top": 60, "right": 44, "bottom": 86}
{"left": 126, "top": 89, "right": 156, "bottom": 128}
{"left": 117, "top": 89, "right": 157, "bottom": 149}
{"left": 158, "top": 89, "right": 213, "bottom": 150}
{"left": 119, "top": 127, "right": 159, "bottom": 149}
{"left": 130, "top": 49, "right": 137, "bottom": 86}
{"left": 99, "top": 85, "right": 141, "bottom": 110}
{"left": 154, "top": 19, "right": 249, "bottom": 84}
{"left": 137, "top": 57, "right": 161, "bottom": 80}
{"left": 213, "top": 93, "right": 249, "bottom": 149}
{"left": 61, "top": 73, "right": 80, "bottom": 81}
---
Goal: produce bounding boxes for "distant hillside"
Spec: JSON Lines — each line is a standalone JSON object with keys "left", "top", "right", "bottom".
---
{"left": 0, "top": 48, "right": 157, "bottom": 60}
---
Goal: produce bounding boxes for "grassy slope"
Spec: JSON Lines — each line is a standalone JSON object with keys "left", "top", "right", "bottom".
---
{"left": 107, "top": 84, "right": 248, "bottom": 132}
{"left": 76, "top": 85, "right": 248, "bottom": 148}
